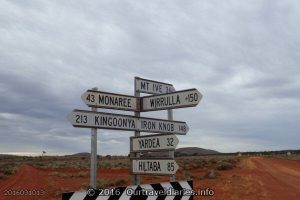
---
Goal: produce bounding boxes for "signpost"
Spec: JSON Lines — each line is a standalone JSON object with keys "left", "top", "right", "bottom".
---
{"left": 142, "top": 88, "right": 202, "bottom": 112}
{"left": 131, "top": 159, "right": 179, "bottom": 175}
{"left": 68, "top": 109, "right": 189, "bottom": 135}
{"left": 131, "top": 134, "right": 179, "bottom": 152}
{"left": 81, "top": 90, "right": 138, "bottom": 111}
{"left": 135, "top": 77, "right": 175, "bottom": 94}
{"left": 90, "top": 87, "right": 97, "bottom": 189}
{"left": 66, "top": 77, "right": 202, "bottom": 199}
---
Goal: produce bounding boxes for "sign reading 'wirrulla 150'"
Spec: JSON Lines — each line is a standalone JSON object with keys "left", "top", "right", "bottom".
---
{"left": 142, "top": 88, "right": 202, "bottom": 112}
{"left": 68, "top": 110, "right": 189, "bottom": 135}
{"left": 135, "top": 77, "right": 175, "bottom": 94}
{"left": 81, "top": 90, "right": 138, "bottom": 111}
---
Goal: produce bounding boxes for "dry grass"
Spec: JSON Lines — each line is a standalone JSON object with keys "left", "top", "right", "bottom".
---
{"left": 238, "top": 158, "right": 256, "bottom": 169}
{"left": 0, "top": 162, "right": 19, "bottom": 179}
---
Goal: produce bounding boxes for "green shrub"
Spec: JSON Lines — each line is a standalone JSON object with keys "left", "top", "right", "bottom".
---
{"left": 216, "top": 161, "right": 233, "bottom": 170}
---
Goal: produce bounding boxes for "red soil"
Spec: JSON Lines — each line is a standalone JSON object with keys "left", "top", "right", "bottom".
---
{"left": 0, "top": 157, "right": 299, "bottom": 200}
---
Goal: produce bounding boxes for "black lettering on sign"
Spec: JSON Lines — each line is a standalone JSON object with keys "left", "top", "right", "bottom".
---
{"left": 159, "top": 122, "right": 174, "bottom": 132}
{"left": 179, "top": 125, "right": 186, "bottom": 132}
{"left": 153, "top": 84, "right": 162, "bottom": 93}
{"left": 96, "top": 116, "right": 135, "bottom": 128}
{"left": 167, "top": 137, "right": 174, "bottom": 146}
{"left": 167, "top": 162, "right": 174, "bottom": 171}
{"left": 138, "top": 138, "right": 160, "bottom": 149}
{"left": 141, "top": 120, "right": 156, "bottom": 130}
{"left": 138, "top": 161, "right": 161, "bottom": 172}
{"left": 98, "top": 95, "right": 132, "bottom": 108}
{"left": 185, "top": 93, "right": 198, "bottom": 103}
{"left": 149, "top": 95, "right": 181, "bottom": 108}
{"left": 76, "top": 115, "right": 87, "bottom": 124}
{"left": 141, "top": 82, "right": 149, "bottom": 91}
{"left": 86, "top": 94, "right": 95, "bottom": 102}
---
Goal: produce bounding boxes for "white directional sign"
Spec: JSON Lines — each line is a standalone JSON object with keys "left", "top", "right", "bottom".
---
{"left": 132, "top": 159, "right": 179, "bottom": 175}
{"left": 131, "top": 134, "right": 179, "bottom": 152}
{"left": 142, "top": 88, "right": 202, "bottom": 112}
{"left": 135, "top": 77, "right": 175, "bottom": 94}
{"left": 68, "top": 110, "right": 189, "bottom": 135}
{"left": 81, "top": 90, "right": 138, "bottom": 111}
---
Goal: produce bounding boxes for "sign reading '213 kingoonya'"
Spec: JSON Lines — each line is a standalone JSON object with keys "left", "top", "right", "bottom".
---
{"left": 68, "top": 109, "right": 189, "bottom": 135}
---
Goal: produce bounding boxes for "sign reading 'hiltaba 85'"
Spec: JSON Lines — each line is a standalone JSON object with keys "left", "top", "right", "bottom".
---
{"left": 132, "top": 159, "right": 179, "bottom": 175}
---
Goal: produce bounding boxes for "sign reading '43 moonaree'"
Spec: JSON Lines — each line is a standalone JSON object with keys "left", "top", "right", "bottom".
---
{"left": 81, "top": 90, "right": 138, "bottom": 111}
{"left": 142, "top": 88, "right": 202, "bottom": 112}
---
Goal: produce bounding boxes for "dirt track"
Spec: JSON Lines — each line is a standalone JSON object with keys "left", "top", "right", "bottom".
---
{"left": 250, "top": 157, "right": 300, "bottom": 200}
{"left": 0, "top": 157, "right": 299, "bottom": 200}
{"left": 0, "top": 164, "right": 48, "bottom": 200}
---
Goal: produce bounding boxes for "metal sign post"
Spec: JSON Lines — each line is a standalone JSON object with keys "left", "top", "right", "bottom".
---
{"left": 132, "top": 77, "right": 140, "bottom": 185}
{"left": 168, "top": 109, "right": 176, "bottom": 182}
{"left": 90, "top": 87, "right": 98, "bottom": 189}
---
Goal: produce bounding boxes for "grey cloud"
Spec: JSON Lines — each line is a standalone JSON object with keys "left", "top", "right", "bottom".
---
{"left": 0, "top": 0, "right": 299, "bottom": 155}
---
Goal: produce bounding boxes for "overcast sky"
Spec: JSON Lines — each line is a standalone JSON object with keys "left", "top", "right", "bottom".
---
{"left": 0, "top": 0, "right": 299, "bottom": 155}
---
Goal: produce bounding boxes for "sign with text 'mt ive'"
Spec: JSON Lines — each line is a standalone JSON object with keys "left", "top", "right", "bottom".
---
{"left": 135, "top": 77, "right": 175, "bottom": 94}
{"left": 131, "top": 134, "right": 179, "bottom": 152}
{"left": 131, "top": 159, "right": 179, "bottom": 175}
{"left": 68, "top": 110, "right": 189, "bottom": 135}
{"left": 142, "top": 88, "right": 202, "bottom": 112}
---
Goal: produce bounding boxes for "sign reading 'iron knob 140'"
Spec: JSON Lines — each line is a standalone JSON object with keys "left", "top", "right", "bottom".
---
{"left": 142, "top": 88, "right": 202, "bottom": 112}
{"left": 68, "top": 110, "right": 189, "bottom": 135}
{"left": 132, "top": 159, "right": 179, "bottom": 175}
{"left": 81, "top": 90, "right": 138, "bottom": 111}
{"left": 131, "top": 134, "right": 179, "bottom": 152}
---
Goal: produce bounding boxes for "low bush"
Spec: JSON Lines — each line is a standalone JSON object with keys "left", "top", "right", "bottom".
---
{"left": 216, "top": 161, "right": 233, "bottom": 170}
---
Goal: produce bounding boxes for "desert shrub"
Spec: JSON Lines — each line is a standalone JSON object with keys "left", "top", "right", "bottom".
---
{"left": 97, "top": 178, "right": 128, "bottom": 189}
{"left": 216, "top": 161, "right": 233, "bottom": 170}
{"left": 0, "top": 163, "right": 19, "bottom": 176}
{"left": 78, "top": 171, "right": 89, "bottom": 177}
{"left": 204, "top": 170, "right": 220, "bottom": 179}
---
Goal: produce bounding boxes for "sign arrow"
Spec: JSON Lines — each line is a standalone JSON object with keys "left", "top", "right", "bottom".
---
{"left": 81, "top": 90, "right": 138, "bottom": 111}
{"left": 68, "top": 110, "right": 189, "bottom": 135}
{"left": 131, "top": 159, "right": 179, "bottom": 175}
{"left": 142, "top": 88, "right": 202, "bottom": 112}
{"left": 131, "top": 134, "right": 179, "bottom": 152}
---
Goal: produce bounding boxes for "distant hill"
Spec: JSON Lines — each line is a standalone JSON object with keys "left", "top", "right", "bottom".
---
{"left": 176, "top": 147, "right": 220, "bottom": 156}
{"left": 71, "top": 152, "right": 90, "bottom": 157}
{"left": 72, "top": 147, "right": 220, "bottom": 158}
{"left": 141, "top": 147, "right": 220, "bottom": 157}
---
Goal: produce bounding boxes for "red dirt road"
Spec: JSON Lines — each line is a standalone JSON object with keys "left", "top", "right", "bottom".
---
{"left": 0, "top": 164, "right": 48, "bottom": 200}
{"left": 250, "top": 157, "right": 300, "bottom": 200}
{"left": 0, "top": 157, "right": 299, "bottom": 200}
